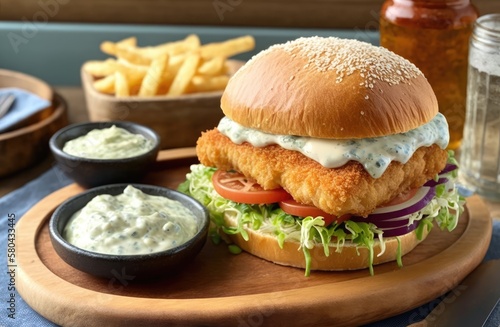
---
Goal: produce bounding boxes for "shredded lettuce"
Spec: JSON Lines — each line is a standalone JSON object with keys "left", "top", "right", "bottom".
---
{"left": 178, "top": 152, "right": 464, "bottom": 276}
{"left": 396, "top": 236, "right": 403, "bottom": 268}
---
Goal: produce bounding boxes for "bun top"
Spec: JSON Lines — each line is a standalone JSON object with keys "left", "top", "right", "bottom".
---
{"left": 220, "top": 37, "right": 438, "bottom": 139}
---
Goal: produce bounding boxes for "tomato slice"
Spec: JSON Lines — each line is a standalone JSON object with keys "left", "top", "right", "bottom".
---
{"left": 279, "top": 199, "right": 351, "bottom": 226}
{"left": 212, "top": 170, "right": 292, "bottom": 204}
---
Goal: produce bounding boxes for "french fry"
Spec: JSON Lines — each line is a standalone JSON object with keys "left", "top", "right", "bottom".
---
{"left": 84, "top": 59, "right": 120, "bottom": 77}
{"left": 116, "top": 47, "right": 152, "bottom": 66}
{"left": 200, "top": 35, "right": 255, "bottom": 59}
{"left": 169, "top": 54, "right": 190, "bottom": 71}
{"left": 114, "top": 71, "right": 130, "bottom": 97}
{"left": 135, "top": 34, "right": 201, "bottom": 59}
{"left": 100, "top": 36, "right": 137, "bottom": 56}
{"left": 107, "top": 61, "right": 146, "bottom": 95}
{"left": 115, "top": 58, "right": 149, "bottom": 77}
{"left": 84, "top": 58, "right": 148, "bottom": 78}
{"left": 157, "top": 54, "right": 189, "bottom": 92}
{"left": 139, "top": 54, "right": 169, "bottom": 97}
{"left": 197, "top": 56, "right": 226, "bottom": 76}
{"left": 130, "top": 73, "right": 149, "bottom": 95}
{"left": 167, "top": 53, "right": 201, "bottom": 96}
{"left": 93, "top": 74, "right": 116, "bottom": 94}
{"left": 188, "top": 75, "right": 230, "bottom": 93}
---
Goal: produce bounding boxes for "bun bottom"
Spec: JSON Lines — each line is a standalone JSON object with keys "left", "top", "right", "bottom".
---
{"left": 224, "top": 214, "right": 430, "bottom": 271}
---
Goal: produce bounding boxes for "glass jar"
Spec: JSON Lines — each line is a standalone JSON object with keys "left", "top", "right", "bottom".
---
{"left": 459, "top": 14, "right": 500, "bottom": 201}
{"left": 380, "top": 0, "right": 478, "bottom": 150}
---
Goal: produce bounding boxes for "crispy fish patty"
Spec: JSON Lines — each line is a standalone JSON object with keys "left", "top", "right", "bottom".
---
{"left": 197, "top": 129, "right": 448, "bottom": 217}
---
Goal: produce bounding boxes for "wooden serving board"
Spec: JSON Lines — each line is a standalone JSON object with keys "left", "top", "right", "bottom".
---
{"left": 16, "top": 148, "right": 493, "bottom": 327}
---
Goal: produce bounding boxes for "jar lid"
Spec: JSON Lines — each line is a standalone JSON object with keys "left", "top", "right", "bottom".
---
{"left": 473, "top": 14, "right": 500, "bottom": 46}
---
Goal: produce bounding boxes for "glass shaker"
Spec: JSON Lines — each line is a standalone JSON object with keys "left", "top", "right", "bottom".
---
{"left": 459, "top": 14, "right": 500, "bottom": 201}
{"left": 380, "top": 0, "right": 478, "bottom": 150}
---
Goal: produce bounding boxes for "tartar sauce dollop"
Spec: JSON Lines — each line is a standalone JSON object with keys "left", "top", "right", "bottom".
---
{"left": 63, "top": 125, "right": 154, "bottom": 159}
{"left": 218, "top": 113, "right": 449, "bottom": 178}
{"left": 63, "top": 185, "right": 199, "bottom": 255}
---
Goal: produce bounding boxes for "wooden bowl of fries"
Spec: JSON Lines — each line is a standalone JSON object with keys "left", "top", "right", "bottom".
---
{"left": 81, "top": 35, "right": 253, "bottom": 149}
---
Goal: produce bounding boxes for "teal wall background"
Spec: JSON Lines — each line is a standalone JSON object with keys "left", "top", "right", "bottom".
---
{"left": 0, "top": 22, "right": 378, "bottom": 86}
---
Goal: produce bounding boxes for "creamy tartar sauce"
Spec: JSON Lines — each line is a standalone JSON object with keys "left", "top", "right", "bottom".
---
{"left": 63, "top": 125, "right": 154, "bottom": 159}
{"left": 217, "top": 113, "right": 449, "bottom": 178}
{"left": 63, "top": 185, "right": 199, "bottom": 255}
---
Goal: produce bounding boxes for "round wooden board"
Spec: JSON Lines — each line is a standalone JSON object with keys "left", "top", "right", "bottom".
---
{"left": 16, "top": 148, "right": 493, "bottom": 327}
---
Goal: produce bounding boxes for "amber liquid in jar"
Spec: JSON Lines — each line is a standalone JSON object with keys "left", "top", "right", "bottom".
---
{"left": 380, "top": 0, "right": 478, "bottom": 150}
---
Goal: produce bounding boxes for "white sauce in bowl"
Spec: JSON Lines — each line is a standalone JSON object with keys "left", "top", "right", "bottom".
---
{"left": 63, "top": 185, "right": 199, "bottom": 255}
{"left": 63, "top": 125, "right": 154, "bottom": 159}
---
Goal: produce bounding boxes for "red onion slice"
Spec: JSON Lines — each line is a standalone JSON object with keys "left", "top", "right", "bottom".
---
{"left": 366, "top": 186, "right": 436, "bottom": 220}
{"left": 348, "top": 185, "right": 437, "bottom": 236}
{"left": 379, "top": 221, "right": 418, "bottom": 237}
{"left": 424, "top": 177, "right": 448, "bottom": 187}
{"left": 439, "top": 163, "right": 458, "bottom": 175}
{"left": 368, "top": 215, "right": 411, "bottom": 228}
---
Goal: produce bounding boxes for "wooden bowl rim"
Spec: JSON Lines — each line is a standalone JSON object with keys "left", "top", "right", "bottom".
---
{"left": 0, "top": 68, "right": 54, "bottom": 102}
{"left": 0, "top": 93, "right": 66, "bottom": 141}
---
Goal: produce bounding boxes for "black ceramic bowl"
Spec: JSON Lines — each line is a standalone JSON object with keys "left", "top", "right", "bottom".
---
{"left": 49, "top": 183, "right": 209, "bottom": 279}
{"left": 49, "top": 121, "right": 160, "bottom": 188}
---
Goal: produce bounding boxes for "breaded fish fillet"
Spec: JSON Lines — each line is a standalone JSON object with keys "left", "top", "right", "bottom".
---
{"left": 197, "top": 129, "right": 448, "bottom": 217}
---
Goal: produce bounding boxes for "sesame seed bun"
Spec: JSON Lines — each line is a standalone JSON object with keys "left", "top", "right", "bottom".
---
{"left": 221, "top": 37, "right": 438, "bottom": 139}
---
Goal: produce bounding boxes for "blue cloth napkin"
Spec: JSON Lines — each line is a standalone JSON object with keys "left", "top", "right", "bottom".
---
{"left": 0, "top": 87, "right": 51, "bottom": 133}
{"left": 0, "top": 167, "right": 499, "bottom": 327}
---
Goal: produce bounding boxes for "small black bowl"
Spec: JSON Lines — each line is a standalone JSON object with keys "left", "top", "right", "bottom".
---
{"left": 49, "top": 183, "right": 209, "bottom": 280}
{"left": 49, "top": 121, "right": 160, "bottom": 188}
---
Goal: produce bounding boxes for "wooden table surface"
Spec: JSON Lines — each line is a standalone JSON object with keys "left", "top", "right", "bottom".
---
{"left": 2, "top": 87, "right": 499, "bottom": 221}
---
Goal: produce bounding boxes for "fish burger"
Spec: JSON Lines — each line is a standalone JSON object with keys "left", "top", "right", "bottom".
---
{"left": 180, "top": 36, "right": 464, "bottom": 276}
